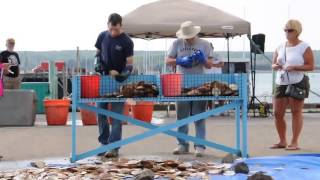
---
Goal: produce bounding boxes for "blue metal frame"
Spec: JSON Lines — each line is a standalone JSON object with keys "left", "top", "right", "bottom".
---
{"left": 71, "top": 74, "right": 248, "bottom": 162}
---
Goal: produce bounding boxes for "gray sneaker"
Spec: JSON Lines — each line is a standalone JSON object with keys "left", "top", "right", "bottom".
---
{"left": 173, "top": 145, "right": 189, "bottom": 155}
{"left": 195, "top": 147, "right": 205, "bottom": 157}
{"left": 104, "top": 149, "right": 119, "bottom": 158}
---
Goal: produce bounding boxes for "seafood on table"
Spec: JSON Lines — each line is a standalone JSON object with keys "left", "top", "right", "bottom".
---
{"left": 102, "top": 81, "right": 159, "bottom": 98}
{"left": 101, "top": 80, "right": 238, "bottom": 98}
{"left": 182, "top": 81, "right": 239, "bottom": 97}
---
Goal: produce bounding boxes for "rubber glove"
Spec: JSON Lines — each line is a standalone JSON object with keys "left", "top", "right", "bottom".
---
{"left": 94, "top": 53, "right": 104, "bottom": 75}
{"left": 191, "top": 50, "right": 207, "bottom": 64}
{"left": 176, "top": 56, "right": 193, "bottom": 68}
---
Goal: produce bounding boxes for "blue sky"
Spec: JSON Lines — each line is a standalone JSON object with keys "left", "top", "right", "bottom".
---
{"left": 0, "top": 0, "right": 319, "bottom": 52}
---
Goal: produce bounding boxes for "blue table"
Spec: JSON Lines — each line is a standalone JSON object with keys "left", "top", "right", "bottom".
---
{"left": 71, "top": 74, "right": 249, "bottom": 162}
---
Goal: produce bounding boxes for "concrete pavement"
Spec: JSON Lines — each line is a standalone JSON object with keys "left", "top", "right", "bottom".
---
{"left": 0, "top": 112, "right": 319, "bottom": 170}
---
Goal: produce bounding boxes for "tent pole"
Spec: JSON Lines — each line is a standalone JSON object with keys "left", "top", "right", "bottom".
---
{"left": 227, "top": 36, "right": 230, "bottom": 73}
{"left": 248, "top": 35, "right": 255, "bottom": 116}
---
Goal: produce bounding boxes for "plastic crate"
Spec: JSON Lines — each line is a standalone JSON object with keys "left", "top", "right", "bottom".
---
{"left": 21, "top": 82, "right": 50, "bottom": 114}
{"left": 76, "top": 74, "right": 244, "bottom": 102}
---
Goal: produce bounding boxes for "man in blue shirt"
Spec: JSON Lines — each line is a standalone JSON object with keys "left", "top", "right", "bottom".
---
{"left": 95, "top": 13, "right": 134, "bottom": 158}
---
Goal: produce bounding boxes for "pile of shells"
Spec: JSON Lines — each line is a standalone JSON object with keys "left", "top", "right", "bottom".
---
{"left": 0, "top": 159, "right": 253, "bottom": 180}
{"left": 102, "top": 81, "right": 159, "bottom": 98}
{"left": 181, "top": 81, "right": 239, "bottom": 97}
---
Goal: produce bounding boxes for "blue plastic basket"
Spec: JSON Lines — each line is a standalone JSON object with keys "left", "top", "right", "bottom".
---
{"left": 76, "top": 73, "right": 246, "bottom": 102}
{"left": 99, "top": 75, "right": 159, "bottom": 96}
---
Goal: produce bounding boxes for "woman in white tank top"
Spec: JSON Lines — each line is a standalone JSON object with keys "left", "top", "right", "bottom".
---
{"left": 271, "top": 20, "right": 314, "bottom": 150}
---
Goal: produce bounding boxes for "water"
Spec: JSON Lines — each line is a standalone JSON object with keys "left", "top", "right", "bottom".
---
{"left": 254, "top": 72, "right": 320, "bottom": 104}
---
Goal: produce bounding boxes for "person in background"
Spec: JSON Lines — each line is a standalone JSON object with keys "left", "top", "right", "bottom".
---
{"left": 205, "top": 43, "right": 225, "bottom": 112}
{"left": 205, "top": 43, "right": 224, "bottom": 74}
{"left": 271, "top": 19, "right": 314, "bottom": 150}
{"left": 94, "top": 13, "right": 134, "bottom": 158}
{"left": 0, "top": 38, "right": 21, "bottom": 89}
{"left": 166, "top": 21, "right": 213, "bottom": 157}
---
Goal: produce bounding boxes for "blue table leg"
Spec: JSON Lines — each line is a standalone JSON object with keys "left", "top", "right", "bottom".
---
{"left": 241, "top": 74, "right": 249, "bottom": 158}
{"left": 235, "top": 103, "right": 241, "bottom": 151}
{"left": 71, "top": 77, "right": 78, "bottom": 162}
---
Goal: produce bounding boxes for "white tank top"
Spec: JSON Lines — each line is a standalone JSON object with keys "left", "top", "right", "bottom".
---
{"left": 275, "top": 41, "right": 309, "bottom": 85}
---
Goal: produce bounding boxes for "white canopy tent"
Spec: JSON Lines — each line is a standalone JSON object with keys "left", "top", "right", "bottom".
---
{"left": 123, "top": 0, "right": 251, "bottom": 39}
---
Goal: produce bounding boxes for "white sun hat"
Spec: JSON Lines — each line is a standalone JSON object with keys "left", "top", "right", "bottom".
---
{"left": 176, "top": 21, "right": 201, "bottom": 39}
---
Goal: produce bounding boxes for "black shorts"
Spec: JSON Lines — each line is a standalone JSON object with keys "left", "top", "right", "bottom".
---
{"left": 273, "top": 76, "right": 310, "bottom": 99}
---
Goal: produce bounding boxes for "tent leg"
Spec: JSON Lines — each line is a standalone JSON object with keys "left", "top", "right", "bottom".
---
{"left": 227, "top": 36, "right": 230, "bottom": 73}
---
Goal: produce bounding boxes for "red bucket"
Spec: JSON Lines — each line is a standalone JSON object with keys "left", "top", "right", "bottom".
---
{"left": 44, "top": 99, "right": 70, "bottom": 126}
{"left": 81, "top": 75, "right": 100, "bottom": 98}
{"left": 55, "top": 61, "right": 65, "bottom": 71}
{"left": 132, "top": 102, "right": 154, "bottom": 123}
{"left": 161, "top": 74, "right": 182, "bottom": 97}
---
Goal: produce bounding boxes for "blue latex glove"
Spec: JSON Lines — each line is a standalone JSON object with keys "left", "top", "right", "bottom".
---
{"left": 191, "top": 50, "right": 207, "bottom": 64}
{"left": 176, "top": 56, "right": 193, "bottom": 68}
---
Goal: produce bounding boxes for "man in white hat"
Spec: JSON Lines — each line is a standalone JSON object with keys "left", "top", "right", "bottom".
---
{"left": 166, "top": 21, "right": 214, "bottom": 157}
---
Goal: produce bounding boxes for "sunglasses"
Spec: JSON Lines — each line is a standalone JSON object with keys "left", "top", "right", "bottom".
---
{"left": 284, "top": 29, "right": 295, "bottom": 33}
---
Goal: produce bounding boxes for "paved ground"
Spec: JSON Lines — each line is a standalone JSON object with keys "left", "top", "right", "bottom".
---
{"left": 0, "top": 112, "right": 320, "bottom": 170}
